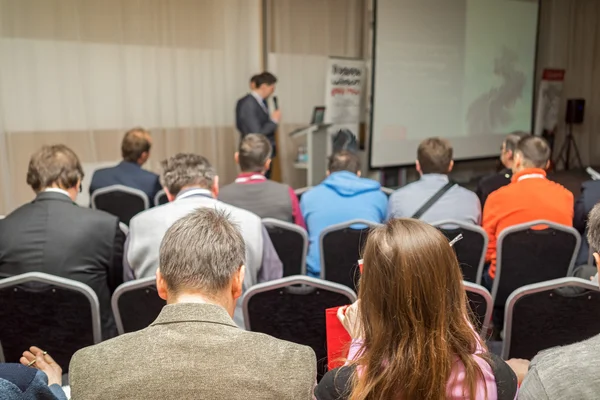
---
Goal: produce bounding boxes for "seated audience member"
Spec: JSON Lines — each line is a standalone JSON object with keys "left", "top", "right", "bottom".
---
{"left": 573, "top": 170, "right": 600, "bottom": 266}
{"left": 219, "top": 134, "right": 305, "bottom": 228}
{"left": 387, "top": 137, "right": 481, "bottom": 224}
{"left": 316, "top": 219, "right": 518, "bottom": 400}
{"left": 126, "top": 153, "right": 282, "bottom": 326}
{"left": 70, "top": 209, "right": 316, "bottom": 400}
{"left": 9, "top": 346, "right": 67, "bottom": 400}
{"left": 518, "top": 202, "right": 600, "bottom": 400}
{"left": 0, "top": 145, "right": 124, "bottom": 339}
{"left": 89, "top": 127, "right": 162, "bottom": 206}
{"left": 300, "top": 151, "right": 387, "bottom": 277}
{"left": 476, "top": 131, "right": 529, "bottom": 208}
{"left": 482, "top": 136, "right": 573, "bottom": 287}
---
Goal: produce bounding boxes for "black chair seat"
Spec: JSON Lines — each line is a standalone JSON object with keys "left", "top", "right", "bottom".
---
{"left": 263, "top": 219, "right": 308, "bottom": 277}
{"left": 112, "top": 278, "right": 166, "bottom": 334}
{"left": 92, "top": 185, "right": 149, "bottom": 225}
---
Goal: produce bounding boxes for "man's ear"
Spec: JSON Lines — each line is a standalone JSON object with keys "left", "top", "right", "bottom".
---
{"left": 326, "top": 170, "right": 331, "bottom": 177}
{"left": 415, "top": 160, "right": 422, "bottom": 175}
{"left": 448, "top": 160, "right": 454, "bottom": 173}
{"left": 156, "top": 269, "right": 168, "bottom": 301}
{"left": 234, "top": 152, "right": 239, "bottom": 165}
{"left": 165, "top": 188, "right": 175, "bottom": 202}
{"left": 356, "top": 170, "right": 362, "bottom": 177}
{"left": 232, "top": 265, "right": 246, "bottom": 300}
{"left": 594, "top": 253, "right": 600, "bottom": 277}
{"left": 212, "top": 176, "right": 220, "bottom": 198}
{"left": 544, "top": 160, "right": 551, "bottom": 170}
{"left": 265, "top": 158, "right": 272, "bottom": 173}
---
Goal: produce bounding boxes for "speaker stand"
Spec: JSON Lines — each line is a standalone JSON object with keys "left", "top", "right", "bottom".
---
{"left": 555, "top": 123, "right": 583, "bottom": 170}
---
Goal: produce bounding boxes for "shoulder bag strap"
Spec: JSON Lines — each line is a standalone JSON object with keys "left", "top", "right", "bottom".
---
{"left": 410, "top": 181, "right": 456, "bottom": 219}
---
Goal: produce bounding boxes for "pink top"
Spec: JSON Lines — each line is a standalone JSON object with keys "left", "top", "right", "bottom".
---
{"left": 347, "top": 337, "right": 501, "bottom": 399}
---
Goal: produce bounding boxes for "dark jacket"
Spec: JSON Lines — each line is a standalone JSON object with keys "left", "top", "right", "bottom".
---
{"left": 476, "top": 168, "right": 512, "bottom": 208}
{"left": 0, "top": 192, "right": 125, "bottom": 339}
{"left": 0, "top": 364, "right": 67, "bottom": 400}
{"left": 574, "top": 180, "right": 600, "bottom": 265}
{"left": 89, "top": 161, "right": 162, "bottom": 206}
{"left": 235, "top": 94, "right": 277, "bottom": 148}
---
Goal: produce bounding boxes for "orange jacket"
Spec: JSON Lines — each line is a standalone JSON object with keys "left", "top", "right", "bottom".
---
{"left": 483, "top": 168, "right": 574, "bottom": 278}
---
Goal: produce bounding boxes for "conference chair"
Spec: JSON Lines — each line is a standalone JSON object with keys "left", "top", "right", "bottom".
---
{"left": 380, "top": 186, "right": 395, "bottom": 197}
{"left": 242, "top": 276, "right": 357, "bottom": 377}
{"left": 0, "top": 272, "right": 101, "bottom": 372}
{"left": 294, "top": 187, "right": 312, "bottom": 202}
{"left": 433, "top": 220, "right": 488, "bottom": 284}
{"left": 91, "top": 184, "right": 149, "bottom": 225}
{"left": 262, "top": 218, "right": 308, "bottom": 276}
{"left": 320, "top": 220, "right": 381, "bottom": 291}
{"left": 502, "top": 277, "right": 600, "bottom": 360}
{"left": 154, "top": 189, "right": 169, "bottom": 206}
{"left": 111, "top": 277, "right": 166, "bottom": 335}
{"left": 492, "top": 220, "right": 581, "bottom": 309}
{"left": 464, "top": 281, "right": 493, "bottom": 338}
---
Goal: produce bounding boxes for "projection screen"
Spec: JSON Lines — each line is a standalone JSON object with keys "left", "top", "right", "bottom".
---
{"left": 369, "top": 0, "right": 540, "bottom": 168}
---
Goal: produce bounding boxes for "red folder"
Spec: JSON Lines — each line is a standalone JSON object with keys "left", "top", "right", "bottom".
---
{"left": 326, "top": 306, "right": 352, "bottom": 370}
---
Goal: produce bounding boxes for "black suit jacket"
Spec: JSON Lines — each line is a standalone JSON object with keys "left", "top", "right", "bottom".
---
{"left": 0, "top": 192, "right": 125, "bottom": 339}
{"left": 476, "top": 168, "right": 513, "bottom": 209}
{"left": 235, "top": 94, "right": 277, "bottom": 149}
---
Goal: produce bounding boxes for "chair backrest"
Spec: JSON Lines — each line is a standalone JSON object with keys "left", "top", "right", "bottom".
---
{"left": 294, "top": 186, "right": 312, "bottom": 202}
{"left": 111, "top": 277, "right": 166, "bottom": 335}
{"left": 380, "top": 186, "right": 394, "bottom": 197}
{"left": 502, "top": 277, "right": 600, "bottom": 360}
{"left": 263, "top": 218, "right": 308, "bottom": 276}
{"left": 493, "top": 220, "right": 581, "bottom": 307}
{"left": 91, "top": 184, "right": 149, "bottom": 225}
{"left": 320, "top": 220, "right": 381, "bottom": 291}
{"left": 464, "top": 281, "right": 493, "bottom": 338}
{"left": 0, "top": 273, "right": 101, "bottom": 371}
{"left": 242, "top": 276, "right": 357, "bottom": 377}
{"left": 154, "top": 189, "right": 169, "bottom": 206}
{"left": 433, "top": 220, "right": 488, "bottom": 284}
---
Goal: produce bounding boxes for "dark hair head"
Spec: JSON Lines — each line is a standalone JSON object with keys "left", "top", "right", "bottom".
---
{"left": 587, "top": 203, "right": 600, "bottom": 253}
{"left": 351, "top": 218, "right": 486, "bottom": 399}
{"left": 515, "top": 136, "right": 551, "bottom": 169}
{"left": 159, "top": 208, "right": 245, "bottom": 296}
{"left": 503, "top": 131, "right": 530, "bottom": 153}
{"left": 122, "top": 128, "right": 152, "bottom": 163}
{"left": 160, "top": 153, "right": 216, "bottom": 196}
{"left": 417, "top": 137, "right": 453, "bottom": 175}
{"left": 27, "top": 144, "right": 84, "bottom": 192}
{"left": 238, "top": 134, "right": 272, "bottom": 173}
{"left": 250, "top": 74, "right": 260, "bottom": 86}
{"left": 328, "top": 150, "right": 361, "bottom": 174}
{"left": 254, "top": 72, "right": 277, "bottom": 88}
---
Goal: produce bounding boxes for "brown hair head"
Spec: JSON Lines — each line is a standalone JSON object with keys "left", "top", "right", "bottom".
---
{"left": 328, "top": 150, "right": 361, "bottom": 174}
{"left": 160, "top": 153, "right": 216, "bottom": 197}
{"left": 238, "top": 134, "right": 272, "bottom": 173}
{"left": 417, "top": 137, "right": 453, "bottom": 174}
{"left": 350, "top": 218, "right": 486, "bottom": 400}
{"left": 122, "top": 127, "right": 152, "bottom": 163}
{"left": 515, "top": 135, "right": 550, "bottom": 169}
{"left": 27, "top": 144, "right": 84, "bottom": 192}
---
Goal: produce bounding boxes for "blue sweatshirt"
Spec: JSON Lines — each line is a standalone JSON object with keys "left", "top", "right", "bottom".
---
{"left": 300, "top": 171, "right": 388, "bottom": 277}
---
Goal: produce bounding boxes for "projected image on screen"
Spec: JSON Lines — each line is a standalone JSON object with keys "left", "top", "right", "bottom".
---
{"left": 370, "top": 0, "right": 539, "bottom": 168}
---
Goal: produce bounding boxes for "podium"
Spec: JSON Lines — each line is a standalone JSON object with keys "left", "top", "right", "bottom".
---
{"left": 290, "top": 123, "right": 332, "bottom": 186}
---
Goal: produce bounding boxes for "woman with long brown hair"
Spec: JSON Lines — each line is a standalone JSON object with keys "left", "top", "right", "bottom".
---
{"left": 316, "top": 218, "right": 518, "bottom": 400}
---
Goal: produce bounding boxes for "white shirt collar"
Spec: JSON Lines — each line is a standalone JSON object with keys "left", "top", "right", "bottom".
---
{"left": 44, "top": 188, "right": 71, "bottom": 198}
{"left": 175, "top": 188, "right": 214, "bottom": 201}
{"left": 250, "top": 91, "right": 268, "bottom": 113}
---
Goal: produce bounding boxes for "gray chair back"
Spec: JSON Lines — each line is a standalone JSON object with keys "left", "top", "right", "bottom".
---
{"left": 493, "top": 220, "right": 581, "bottom": 308}
{"left": 263, "top": 218, "right": 308, "bottom": 276}
{"left": 154, "top": 189, "right": 169, "bottom": 206}
{"left": 0, "top": 272, "right": 101, "bottom": 371}
{"left": 502, "top": 277, "right": 600, "bottom": 360}
{"left": 91, "top": 184, "right": 149, "bottom": 225}
{"left": 111, "top": 277, "right": 165, "bottom": 335}
{"left": 242, "top": 276, "right": 356, "bottom": 378}
{"left": 464, "top": 281, "right": 493, "bottom": 337}
{"left": 433, "top": 220, "right": 488, "bottom": 284}
{"left": 294, "top": 187, "right": 312, "bottom": 202}
{"left": 320, "top": 220, "right": 381, "bottom": 291}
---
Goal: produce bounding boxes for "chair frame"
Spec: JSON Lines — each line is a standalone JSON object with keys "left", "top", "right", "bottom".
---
{"left": 319, "top": 219, "right": 382, "bottom": 281}
{"left": 501, "top": 277, "right": 599, "bottom": 360}
{"left": 91, "top": 184, "right": 150, "bottom": 210}
{"left": 111, "top": 276, "right": 159, "bottom": 335}
{"left": 432, "top": 219, "right": 489, "bottom": 285}
{"left": 463, "top": 281, "right": 493, "bottom": 337}
{"left": 294, "top": 187, "right": 312, "bottom": 198}
{"left": 0, "top": 272, "right": 102, "bottom": 362}
{"left": 154, "top": 189, "right": 168, "bottom": 207}
{"left": 492, "top": 220, "right": 581, "bottom": 304}
{"left": 380, "top": 186, "right": 395, "bottom": 196}
{"left": 262, "top": 218, "right": 309, "bottom": 276}
{"left": 241, "top": 275, "right": 357, "bottom": 331}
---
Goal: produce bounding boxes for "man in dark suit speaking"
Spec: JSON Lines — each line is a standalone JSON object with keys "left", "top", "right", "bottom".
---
{"left": 235, "top": 72, "right": 280, "bottom": 178}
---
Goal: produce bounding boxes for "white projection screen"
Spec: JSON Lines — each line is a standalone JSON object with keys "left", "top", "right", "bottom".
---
{"left": 369, "top": 0, "right": 540, "bottom": 168}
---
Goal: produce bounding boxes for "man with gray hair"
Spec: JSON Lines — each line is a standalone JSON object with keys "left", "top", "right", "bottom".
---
{"left": 125, "top": 153, "right": 282, "bottom": 326}
{"left": 70, "top": 209, "right": 316, "bottom": 399}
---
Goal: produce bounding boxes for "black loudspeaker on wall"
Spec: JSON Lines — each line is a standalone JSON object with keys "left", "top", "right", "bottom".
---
{"left": 566, "top": 98, "right": 585, "bottom": 124}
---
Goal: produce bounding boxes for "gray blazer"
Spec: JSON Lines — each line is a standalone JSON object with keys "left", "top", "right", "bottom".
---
{"left": 70, "top": 303, "right": 317, "bottom": 400}
{"left": 235, "top": 94, "right": 277, "bottom": 144}
{"left": 126, "top": 191, "right": 283, "bottom": 326}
